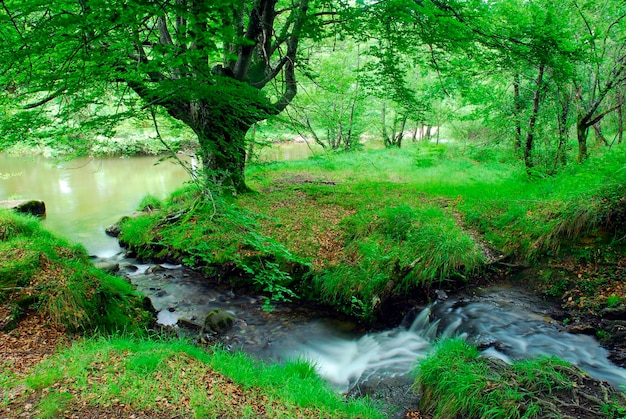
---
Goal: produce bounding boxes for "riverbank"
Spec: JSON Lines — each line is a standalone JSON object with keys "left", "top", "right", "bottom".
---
{"left": 109, "top": 144, "right": 626, "bottom": 416}
{"left": 0, "top": 210, "right": 384, "bottom": 418}
{"left": 3, "top": 143, "right": 626, "bottom": 418}
{"left": 116, "top": 145, "right": 626, "bottom": 328}
{"left": 2, "top": 213, "right": 624, "bottom": 419}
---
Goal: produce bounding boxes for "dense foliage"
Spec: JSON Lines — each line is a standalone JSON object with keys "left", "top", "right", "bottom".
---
{"left": 3, "top": 0, "right": 626, "bottom": 186}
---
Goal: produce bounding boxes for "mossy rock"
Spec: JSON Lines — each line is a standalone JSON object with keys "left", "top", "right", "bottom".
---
{"left": 203, "top": 309, "right": 236, "bottom": 334}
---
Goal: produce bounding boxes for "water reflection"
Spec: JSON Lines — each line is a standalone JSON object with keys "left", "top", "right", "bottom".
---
{"left": 0, "top": 154, "right": 189, "bottom": 256}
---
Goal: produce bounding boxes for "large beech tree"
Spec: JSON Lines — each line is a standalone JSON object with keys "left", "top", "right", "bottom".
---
{"left": 0, "top": 0, "right": 336, "bottom": 193}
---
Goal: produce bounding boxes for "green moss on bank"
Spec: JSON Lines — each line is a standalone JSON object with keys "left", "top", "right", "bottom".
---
{"left": 415, "top": 339, "right": 626, "bottom": 419}
{"left": 0, "top": 210, "right": 151, "bottom": 333}
{"left": 2, "top": 336, "right": 383, "bottom": 418}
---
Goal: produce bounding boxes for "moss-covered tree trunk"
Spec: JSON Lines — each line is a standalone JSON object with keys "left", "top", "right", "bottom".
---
{"left": 194, "top": 120, "right": 252, "bottom": 194}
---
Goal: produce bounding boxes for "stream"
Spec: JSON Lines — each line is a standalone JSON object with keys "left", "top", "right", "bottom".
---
{"left": 3, "top": 153, "right": 626, "bottom": 416}
{"left": 114, "top": 259, "right": 626, "bottom": 391}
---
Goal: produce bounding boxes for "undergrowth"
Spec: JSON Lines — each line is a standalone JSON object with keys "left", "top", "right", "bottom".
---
{"left": 118, "top": 185, "right": 310, "bottom": 306}
{"left": 313, "top": 203, "right": 483, "bottom": 319}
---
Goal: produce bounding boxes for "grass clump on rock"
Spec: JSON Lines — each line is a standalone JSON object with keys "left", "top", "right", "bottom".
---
{"left": 415, "top": 338, "right": 626, "bottom": 419}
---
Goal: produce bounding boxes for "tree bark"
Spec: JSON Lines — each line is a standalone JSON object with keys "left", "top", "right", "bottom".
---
{"left": 524, "top": 65, "right": 544, "bottom": 174}
{"left": 576, "top": 121, "right": 589, "bottom": 162}
{"left": 619, "top": 101, "right": 624, "bottom": 144}
{"left": 554, "top": 86, "right": 570, "bottom": 171}
{"left": 513, "top": 73, "right": 522, "bottom": 153}
{"left": 382, "top": 102, "right": 390, "bottom": 147}
{"left": 193, "top": 118, "right": 252, "bottom": 195}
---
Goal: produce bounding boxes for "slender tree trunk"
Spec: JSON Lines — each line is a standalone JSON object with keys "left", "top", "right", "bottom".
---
{"left": 576, "top": 120, "right": 589, "bottom": 162}
{"left": 303, "top": 114, "right": 326, "bottom": 149}
{"left": 524, "top": 65, "right": 544, "bottom": 174}
{"left": 394, "top": 115, "right": 407, "bottom": 148}
{"left": 513, "top": 73, "right": 523, "bottom": 153}
{"left": 592, "top": 123, "right": 608, "bottom": 146}
{"left": 345, "top": 46, "right": 361, "bottom": 151}
{"left": 382, "top": 102, "right": 390, "bottom": 147}
{"left": 412, "top": 122, "right": 419, "bottom": 142}
{"left": 618, "top": 100, "right": 624, "bottom": 144}
{"left": 554, "top": 86, "right": 570, "bottom": 171}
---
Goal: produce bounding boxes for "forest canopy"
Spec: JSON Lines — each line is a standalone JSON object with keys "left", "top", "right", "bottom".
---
{"left": 1, "top": 0, "right": 625, "bottom": 187}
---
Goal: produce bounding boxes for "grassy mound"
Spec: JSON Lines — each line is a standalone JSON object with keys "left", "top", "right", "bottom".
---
{"left": 1, "top": 336, "right": 384, "bottom": 418}
{"left": 0, "top": 210, "right": 151, "bottom": 333}
{"left": 118, "top": 143, "right": 626, "bottom": 322}
{"left": 416, "top": 339, "right": 626, "bottom": 419}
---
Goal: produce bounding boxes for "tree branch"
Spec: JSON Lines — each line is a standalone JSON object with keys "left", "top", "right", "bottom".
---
{"left": 22, "top": 89, "right": 66, "bottom": 109}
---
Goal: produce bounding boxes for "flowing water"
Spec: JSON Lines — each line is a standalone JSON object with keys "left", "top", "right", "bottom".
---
{"left": 114, "top": 259, "right": 626, "bottom": 395}
{"left": 3, "top": 152, "right": 626, "bottom": 410}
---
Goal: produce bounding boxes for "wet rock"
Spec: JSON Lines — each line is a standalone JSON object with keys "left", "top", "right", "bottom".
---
{"left": 564, "top": 322, "right": 597, "bottom": 336}
{"left": 435, "top": 289, "right": 448, "bottom": 300}
{"left": 156, "top": 290, "right": 167, "bottom": 297}
{"left": 606, "top": 320, "right": 626, "bottom": 340}
{"left": 203, "top": 309, "right": 236, "bottom": 334}
{"left": 600, "top": 304, "right": 626, "bottom": 320}
{"left": 177, "top": 318, "right": 203, "bottom": 331}
{"left": 119, "top": 263, "right": 139, "bottom": 274}
{"left": 146, "top": 265, "right": 166, "bottom": 274}
{"left": 105, "top": 223, "right": 122, "bottom": 237}
{"left": 142, "top": 297, "right": 156, "bottom": 314}
{"left": 0, "top": 199, "right": 46, "bottom": 217}
{"left": 93, "top": 261, "right": 120, "bottom": 274}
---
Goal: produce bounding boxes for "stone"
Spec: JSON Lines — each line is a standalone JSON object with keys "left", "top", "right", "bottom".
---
{"left": 435, "top": 289, "right": 448, "bottom": 300}
{"left": 105, "top": 215, "right": 131, "bottom": 237}
{"left": 564, "top": 323, "right": 597, "bottom": 336}
{"left": 105, "top": 223, "right": 121, "bottom": 237}
{"left": 600, "top": 304, "right": 626, "bottom": 320}
{"left": 93, "top": 261, "right": 120, "bottom": 274}
{"left": 177, "top": 318, "right": 203, "bottom": 331}
{"left": 0, "top": 200, "right": 46, "bottom": 217}
{"left": 142, "top": 297, "right": 156, "bottom": 313}
{"left": 119, "top": 263, "right": 139, "bottom": 272}
{"left": 203, "top": 309, "right": 236, "bottom": 334}
{"left": 146, "top": 265, "right": 166, "bottom": 274}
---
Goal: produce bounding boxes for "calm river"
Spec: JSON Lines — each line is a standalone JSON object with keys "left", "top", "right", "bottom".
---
{"left": 0, "top": 145, "right": 318, "bottom": 256}
{"left": 0, "top": 154, "right": 189, "bottom": 256}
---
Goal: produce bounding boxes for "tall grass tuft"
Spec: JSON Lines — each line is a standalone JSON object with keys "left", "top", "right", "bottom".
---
{"left": 313, "top": 203, "right": 483, "bottom": 320}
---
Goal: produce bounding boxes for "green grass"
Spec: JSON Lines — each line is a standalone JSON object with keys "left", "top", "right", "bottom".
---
{"left": 7, "top": 335, "right": 384, "bottom": 418}
{"left": 415, "top": 339, "right": 626, "bottom": 419}
{"left": 0, "top": 210, "right": 151, "bottom": 333}
{"left": 119, "top": 142, "right": 626, "bottom": 321}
